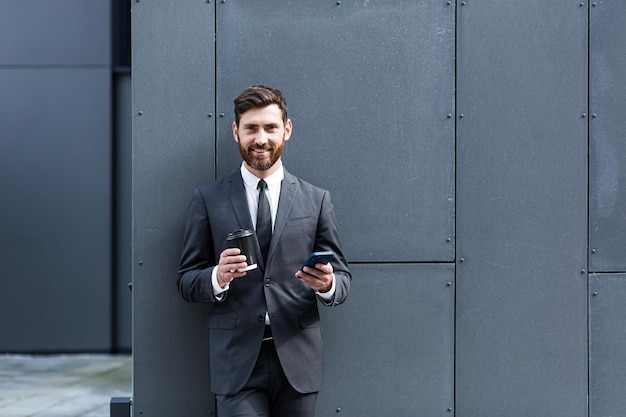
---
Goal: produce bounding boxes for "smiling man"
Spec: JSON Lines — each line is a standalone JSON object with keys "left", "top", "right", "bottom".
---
{"left": 177, "top": 85, "right": 352, "bottom": 417}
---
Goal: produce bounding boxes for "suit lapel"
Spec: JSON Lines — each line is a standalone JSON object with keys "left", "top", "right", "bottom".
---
{"left": 226, "top": 170, "right": 255, "bottom": 231}
{"left": 268, "top": 170, "right": 297, "bottom": 264}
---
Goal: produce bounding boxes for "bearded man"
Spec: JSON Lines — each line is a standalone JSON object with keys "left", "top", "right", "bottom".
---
{"left": 177, "top": 85, "right": 352, "bottom": 417}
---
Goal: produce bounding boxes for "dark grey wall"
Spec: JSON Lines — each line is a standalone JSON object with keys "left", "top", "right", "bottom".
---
{"left": 455, "top": 2, "right": 588, "bottom": 415}
{"left": 131, "top": 1, "right": 626, "bottom": 416}
{"left": 589, "top": 1, "right": 626, "bottom": 272}
{"left": 0, "top": 0, "right": 114, "bottom": 352}
{"left": 589, "top": 273, "right": 626, "bottom": 416}
{"left": 588, "top": 4, "right": 626, "bottom": 417}
{"left": 216, "top": 1, "right": 455, "bottom": 264}
{"left": 131, "top": 2, "right": 215, "bottom": 416}
{"left": 114, "top": 72, "right": 133, "bottom": 351}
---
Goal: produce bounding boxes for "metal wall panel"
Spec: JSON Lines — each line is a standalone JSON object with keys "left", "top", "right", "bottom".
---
{"left": 318, "top": 264, "right": 454, "bottom": 417}
{"left": 0, "top": 68, "right": 111, "bottom": 351}
{"left": 589, "top": 274, "right": 626, "bottom": 417}
{"left": 131, "top": 1, "right": 216, "bottom": 415}
{"left": 456, "top": 2, "right": 588, "bottom": 416}
{"left": 589, "top": 2, "right": 626, "bottom": 272}
{"left": 114, "top": 73, "right": 133, "bottom": 352}
{"left": 216, "top": 0, "right": 455, "bottom": 263}
{"left": 0, "top": 0, "right": 110, "bottom": 66}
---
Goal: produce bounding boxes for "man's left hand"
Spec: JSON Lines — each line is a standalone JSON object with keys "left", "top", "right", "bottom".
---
{"left": 296, "top": 262, "right": 333, "bottom": 293}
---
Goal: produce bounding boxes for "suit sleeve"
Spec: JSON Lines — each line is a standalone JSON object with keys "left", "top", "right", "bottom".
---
{"left": 177, "top": 187, "right": 219, "bottom": 303}
{"left": 315, "top": 190, "right": 351, "bottom": 307}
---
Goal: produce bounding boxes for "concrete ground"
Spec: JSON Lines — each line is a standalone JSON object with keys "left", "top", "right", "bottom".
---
{"left": 0, "top": 354, "right": 131, "bottom": 417}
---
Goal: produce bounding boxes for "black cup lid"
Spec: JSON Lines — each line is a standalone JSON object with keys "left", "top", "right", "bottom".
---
{"left": 227, "top": 229, "right": 254, "bottom": 239}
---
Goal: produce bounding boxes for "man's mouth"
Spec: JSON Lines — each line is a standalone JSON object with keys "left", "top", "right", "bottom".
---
{"left": 251, "top": 148, "right": 270, "bottom": 155}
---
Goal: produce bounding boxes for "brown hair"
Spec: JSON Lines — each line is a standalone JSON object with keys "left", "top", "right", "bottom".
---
{"left": 233, "top": 85, "right": 288, "bottom": 126}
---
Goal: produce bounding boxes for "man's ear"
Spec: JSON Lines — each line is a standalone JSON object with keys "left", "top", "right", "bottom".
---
{"left": 232, "top": 121, "right": 239, "bottom": 143}
{"left": 284, "top": 119, "right": 293, "bottom": 141}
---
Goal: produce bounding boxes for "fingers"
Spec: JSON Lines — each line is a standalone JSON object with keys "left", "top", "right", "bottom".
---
{"left": 217, "top": 266, "right": 246, "bottom": 287}
{"left": 301, "top": 262, "right": 333, "bottom": 276}
{"left": 219, "top": 267, "right": 246, "bottom": 285}
{"left": 219, "top": 248, "right": 247, "bottom": 268}
{"left": 217, "top": 248, "right": 248, "bottom": 287}
{"left": 296, "top": 262, "right": 333, "bottom": 292}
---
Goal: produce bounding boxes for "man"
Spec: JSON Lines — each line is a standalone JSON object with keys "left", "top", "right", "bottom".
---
{"left": 177, "top": 85, "right": 351, "bottom": 417}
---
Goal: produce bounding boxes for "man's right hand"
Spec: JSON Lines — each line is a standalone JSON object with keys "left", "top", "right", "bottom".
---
{"left": 216, "top": 248, "right": 248, "bottom": 288}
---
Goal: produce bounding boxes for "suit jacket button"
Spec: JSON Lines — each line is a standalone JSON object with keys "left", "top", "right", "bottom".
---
{"left": 258, "top": 315, "right": 265, "bottom": 322}
{"left": 264, "top": 279, "right": 270, "bottom": 287}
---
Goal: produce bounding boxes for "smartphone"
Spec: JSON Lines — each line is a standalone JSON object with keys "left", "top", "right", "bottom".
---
{"left": 302, "top": 251, "right": 335, "bottom": 269}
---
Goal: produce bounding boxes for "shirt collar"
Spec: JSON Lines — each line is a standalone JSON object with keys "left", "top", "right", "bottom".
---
{"left": 240, "top": 162, "right": 284, "bottom": 189}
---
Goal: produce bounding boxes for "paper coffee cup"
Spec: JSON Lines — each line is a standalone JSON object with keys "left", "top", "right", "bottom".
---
{"left": 226, "top": 229, "right": 258, "bottom": 272}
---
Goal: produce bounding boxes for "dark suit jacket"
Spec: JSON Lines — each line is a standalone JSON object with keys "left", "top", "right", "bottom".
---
{"left": 177, "top": 168, "right": 351, "bottom": 395}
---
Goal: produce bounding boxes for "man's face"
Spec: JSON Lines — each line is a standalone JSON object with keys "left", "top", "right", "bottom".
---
{"left": 233, "top": 104, "right": 292, "bottom": 178}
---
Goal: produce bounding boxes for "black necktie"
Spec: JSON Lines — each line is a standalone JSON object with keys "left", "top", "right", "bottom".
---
{"left": 256, "top": 179, "right": 272, "bottom": 263}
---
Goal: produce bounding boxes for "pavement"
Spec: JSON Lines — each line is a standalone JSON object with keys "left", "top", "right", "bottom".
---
{"left": 0, "top": 354, "right": 131, "bottom": 417}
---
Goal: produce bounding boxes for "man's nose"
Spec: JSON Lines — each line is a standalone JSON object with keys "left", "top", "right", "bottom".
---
{"left": 255, "top": 131, "right": 268, "bottom": 145}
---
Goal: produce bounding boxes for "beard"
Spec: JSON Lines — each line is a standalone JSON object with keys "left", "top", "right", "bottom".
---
{"left": 238, "top": 135, "right": 286, "bottom": 171}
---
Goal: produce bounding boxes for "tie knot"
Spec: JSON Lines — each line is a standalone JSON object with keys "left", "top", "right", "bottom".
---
{"left": 257, "top": 179, "right": 267, "bottom": 191}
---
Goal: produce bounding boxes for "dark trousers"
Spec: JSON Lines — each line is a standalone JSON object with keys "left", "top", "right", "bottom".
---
{"left": 216, "top": 338, "right": 318, "bottom": 417}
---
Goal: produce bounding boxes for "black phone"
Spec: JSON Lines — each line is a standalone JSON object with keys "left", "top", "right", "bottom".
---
{"left": 302, "top": 251, "right": 335, "bottom": 269}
